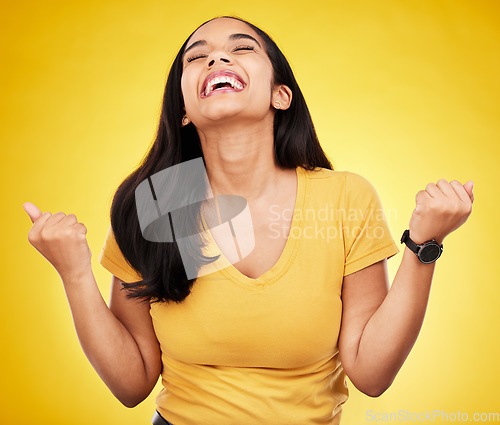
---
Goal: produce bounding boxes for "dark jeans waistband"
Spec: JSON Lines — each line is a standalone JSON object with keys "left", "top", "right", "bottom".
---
{"left": 152, "top": 410, "right": 174, "bottom": 425}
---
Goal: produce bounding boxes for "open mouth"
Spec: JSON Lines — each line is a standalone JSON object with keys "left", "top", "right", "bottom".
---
{"left": 200, "top": 70, "right": 246, "bottom": 98}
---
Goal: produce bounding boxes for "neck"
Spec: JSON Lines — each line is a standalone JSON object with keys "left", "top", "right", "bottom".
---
{"left": 197, "top": 118, "right": 284, "bottom": 204}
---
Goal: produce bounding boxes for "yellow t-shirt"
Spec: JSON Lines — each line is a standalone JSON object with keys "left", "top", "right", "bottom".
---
{"left": 99, "top": 166, "right": 400, "bottom": 425}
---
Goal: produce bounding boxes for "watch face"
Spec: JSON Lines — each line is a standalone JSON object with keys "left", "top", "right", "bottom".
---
{"left": 419, "top": 244, "right": 442, "bottom": 263}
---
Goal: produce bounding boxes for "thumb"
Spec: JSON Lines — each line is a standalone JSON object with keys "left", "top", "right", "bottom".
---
{"left": 463, "top": 181, "right": 474, "bottom": 203}
{"left": 23, "top": 202, "right": 43, "bottom": 223}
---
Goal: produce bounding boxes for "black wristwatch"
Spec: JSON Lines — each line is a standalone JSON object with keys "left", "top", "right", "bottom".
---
{"left": 401, "top": 229, "right": 443, "bottom": 264}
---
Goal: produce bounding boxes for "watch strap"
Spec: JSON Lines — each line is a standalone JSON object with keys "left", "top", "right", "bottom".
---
{"left": 401, "top": 229, "right": 419, "bottom": 254}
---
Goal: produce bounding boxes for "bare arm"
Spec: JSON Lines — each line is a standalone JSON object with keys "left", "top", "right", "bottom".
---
{"left": 339, "top": 254, "right": 434, "bottom": 397}
{"left": 23, "top": 202, "right": 161, "bottom": 407}
{"left": 339, "top": 179, "right": 474, "bottom": 397}
{"left": 64, "top": 272, "right": 162, "bottom": 407}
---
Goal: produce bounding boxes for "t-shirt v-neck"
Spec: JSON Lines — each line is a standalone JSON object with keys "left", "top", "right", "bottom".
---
{"left": 200, "top": 165, "right": 306, "bottom": 289}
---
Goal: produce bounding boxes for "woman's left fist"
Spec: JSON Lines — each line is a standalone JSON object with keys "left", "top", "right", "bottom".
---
{"left": 409, "top": 179, "right": 474, "bottom": 245}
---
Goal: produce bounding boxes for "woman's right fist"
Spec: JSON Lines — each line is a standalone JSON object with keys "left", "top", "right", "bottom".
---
{"left": 23, "top": 202, "right": 92, "bottom": 282}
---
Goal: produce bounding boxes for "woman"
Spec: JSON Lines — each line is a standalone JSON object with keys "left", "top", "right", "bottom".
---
{"left": 23, "top": 15, "right": 474, "bottom": 425}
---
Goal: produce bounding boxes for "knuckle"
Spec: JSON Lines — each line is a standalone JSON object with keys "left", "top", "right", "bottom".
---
{"left": 449, "top": 202, "right": 467, "bottom": 217}
{"left": 40, "top": 227, "right": 51, "bottom": 240}
{"left": 49, "top": 225, "right": 70, "bottom": 240}
{"left": 440, "top": 200, "right": 455, "bottom": 213}
{"left": 53, "top": 230, "right": 67, "bottom": 241}
{"left": 437, "top": 178, "right": 448, "bottom": 185}
{"left": 450, "top": 202, "right": 461, "bottom": 214}
{"left": 428, "top": 201, "right": 439, "bottom": 212}
{"left": 41, "top": 211, "right": 52, "bottom": 219}
{"left": 459, "top": 201, "right": 471, "bottom": 213}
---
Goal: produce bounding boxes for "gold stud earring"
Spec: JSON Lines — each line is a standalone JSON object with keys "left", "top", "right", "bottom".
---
{"left": 182, "top": 116, "right": 190, "bottom": 126}
{"left": 273, "top": 101, "right": 281, "bottom": 110}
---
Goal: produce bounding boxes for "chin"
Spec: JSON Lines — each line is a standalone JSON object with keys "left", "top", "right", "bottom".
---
{"left": 199, "top": 102, "right": 270, "bottom": 125}
{"left": 198, "top": 103, "right": 244, "bottom": 122}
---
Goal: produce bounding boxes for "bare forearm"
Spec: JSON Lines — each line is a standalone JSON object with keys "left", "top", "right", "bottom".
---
{"left": 352, "top": 247, "right": 436, "bottom": 396}
{"left": 61, "top": 269, "right": 153, "bottom": 406}
{"left": 344, "top": 178, "right": 474, "bottom": 397}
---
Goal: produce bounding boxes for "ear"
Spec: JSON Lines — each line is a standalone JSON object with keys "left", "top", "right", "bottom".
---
{"left": 272, "top": 85, "right": 293, "bottom": 110}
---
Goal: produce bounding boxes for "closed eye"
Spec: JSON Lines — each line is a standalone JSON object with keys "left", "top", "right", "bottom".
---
{"left": 233, "top": 45, "right": 255, "bottom": 52}
{"left": 186, "top": 54, "right": 208, "bottom": 63}
{"left": 185, "top": 45, "right": 255, "bottom": 63}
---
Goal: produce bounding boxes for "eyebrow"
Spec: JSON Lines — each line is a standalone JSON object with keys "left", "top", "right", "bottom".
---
{"left": 183, "top": 33, "right": 261, "bottom": 58}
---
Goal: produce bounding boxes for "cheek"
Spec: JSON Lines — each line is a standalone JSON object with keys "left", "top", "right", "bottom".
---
{"left": 253, "top": 74, "right": 275, "bottom": 103}
{"left": 180, "top": 75, "right": 189, "bottom": 104}
{"left": 180, "top": 72, "right": 197, "bottom": 105}
{"left": 249, "top": 63, "right": 274, "bottom": 96}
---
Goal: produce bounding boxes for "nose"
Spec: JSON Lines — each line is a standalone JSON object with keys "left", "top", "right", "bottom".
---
{"left": 208, "top": 55, "right": 231, "bottom": 67}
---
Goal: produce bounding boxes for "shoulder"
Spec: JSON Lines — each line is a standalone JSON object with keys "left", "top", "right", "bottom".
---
{"left": 344, "top": 171, "right": 378, "bottom": 193}
{"left": 301, "top": 166, "right": 346, "bottom": 180}
{"left": 302, "top": 167, "right": 383, "bottom": 211}
{"left": 302, "top": 167, "right": 375, "bottom": 190}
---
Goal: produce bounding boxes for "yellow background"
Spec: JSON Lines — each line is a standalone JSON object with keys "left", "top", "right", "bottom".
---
{"left": 2, "top": 0, "right": 499, "bottom": 423}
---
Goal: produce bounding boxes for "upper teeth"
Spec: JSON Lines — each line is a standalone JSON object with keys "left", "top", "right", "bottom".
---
{"left": 204, "top": 75, "right": 243, "bottom": 95}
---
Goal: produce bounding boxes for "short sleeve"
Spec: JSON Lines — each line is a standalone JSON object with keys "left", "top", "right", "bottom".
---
{"left": 98, "top": 224, "right": 143, "bottom": 283}
{"left": 343, "top": 172, "right": 400, "bottom": 276}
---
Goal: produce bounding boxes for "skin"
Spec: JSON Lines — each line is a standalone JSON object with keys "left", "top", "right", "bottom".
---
{"left": 180, "top": 18, "right": 293, "bottom": 206}
{"left": 339, "top": 179, "right": 474, "bottom": 396}
{"left": 23, "top": 17, "right": 474, "bottom": 407}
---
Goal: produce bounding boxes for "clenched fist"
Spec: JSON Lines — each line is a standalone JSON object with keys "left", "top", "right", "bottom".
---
{"left": 23, "top": 202, "right": 92, "bottom": 282}
{"left": 409, "top": 179, "right": 474, "bottom": 245}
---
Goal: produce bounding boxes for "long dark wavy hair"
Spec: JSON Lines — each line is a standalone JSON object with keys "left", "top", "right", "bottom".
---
{"left": 109, "top": 15, "right": 333, "bottom": 304}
